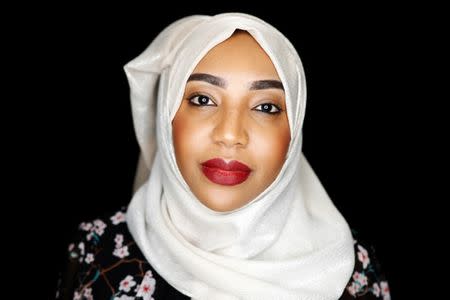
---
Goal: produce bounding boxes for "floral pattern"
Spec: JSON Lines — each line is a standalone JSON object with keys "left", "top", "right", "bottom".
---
{"left": 56, "top": 209, "right": 391, "bottom": 299}
{"left": 341, "top": 231, "right": 391, "bottom": 299}
{"left": 56, "top": 207, "right": 159, "bottom": 300}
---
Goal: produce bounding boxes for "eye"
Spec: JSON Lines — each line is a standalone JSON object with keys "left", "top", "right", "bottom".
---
{"left": 188, "top": 94, "right": 216, "bottom": 106}
{"left": 253, "top": 103, "right": 282, "bottom": 115}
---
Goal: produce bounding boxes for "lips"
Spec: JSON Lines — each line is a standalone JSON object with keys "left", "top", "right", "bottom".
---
{"left": 200, "top": 158, "right": 251, "bottom": 186}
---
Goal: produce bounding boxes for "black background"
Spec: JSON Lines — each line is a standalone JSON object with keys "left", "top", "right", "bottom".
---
{"left": 9, "top": 3, "right": 436, "bottom": 299}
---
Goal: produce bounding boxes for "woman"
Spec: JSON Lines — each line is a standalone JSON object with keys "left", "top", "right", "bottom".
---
{"left": 57, "top": 13, "right": 390, "bottom": 300}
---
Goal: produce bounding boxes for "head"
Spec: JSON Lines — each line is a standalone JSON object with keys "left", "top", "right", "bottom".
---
{"left": 172, "top": 30, "right": 291, "bottom": 212}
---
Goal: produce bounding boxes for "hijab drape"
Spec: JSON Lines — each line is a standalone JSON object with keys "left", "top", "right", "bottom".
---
{"left": 126, "top": 13, "right": 354, "bottom": 300}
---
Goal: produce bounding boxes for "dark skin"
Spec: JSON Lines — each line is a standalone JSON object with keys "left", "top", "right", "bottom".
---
{"left": 172, "top": 32, "right": 291, "bottom": 212}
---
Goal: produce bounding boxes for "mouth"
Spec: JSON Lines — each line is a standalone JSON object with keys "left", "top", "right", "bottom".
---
{"left": 200, "top": 158, "right": 252, "bottom": 186}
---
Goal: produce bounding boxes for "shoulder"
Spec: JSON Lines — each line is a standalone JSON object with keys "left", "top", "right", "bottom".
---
{"left": 56, "top": 207, "right": 158, "bottom": 300}
{"left": 340, "top": 229, "right": 391, "bottom": 300}
{"left": 73, "top": 207, "right": 130, "bottom": 253}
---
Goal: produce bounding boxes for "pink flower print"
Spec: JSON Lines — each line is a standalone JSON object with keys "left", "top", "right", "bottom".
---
{"left": 346, "top": 281, "right": 359, "bottom": 296}
{"left": 111, "top": 211, "right": 126, "bottom": 225}
{"left": 114, "top": 234, "right": 124, "bottom": 248}
{"left": 119, "top": 275, "right": 136, "bottom": 293}
{"left": 80, "top": 218, "right": 107, "bottom": 240}
{"left": 352, "top": 271, "right": 368, "bottom": 287}
{"left": 136, "top": 281, "right": 156, "bottom": 300}
{"left": 380, "top": 281, "right": 391, "bottom": 300}
{"left": 86, "top": 232, "right": 94, "bottom": 241}
{"left": 137, "top": 270, "right": 156, "bottom": 299}
{"left": 372, "top": 282, "right": 381, "bottom": 297}
{"left": 113, "top": 245, "right": 130, "bottom": 258}
{"left": 73, "top": 291, "right": 82, "bottom": 300}
{"left": 85, "top": 253, "right": 94, "bottom": 264}
{"left": 77, "top": 243, "right": 85, "bottom": 262}
{"left": 83, "top": 287, "right": 93, "bottom": 300}
{"left": 93, "top": 219, "right": 107, "bottom": 236}
{"left": 68, "top": 243, "right": 75, "bottom": 252}
{"left": 143, "top": 270, "right": 153, "bottom": 278}
{"left": 78, "top": 242, "right": 85, "bottom": 256}
{"left": 357, "top": 244, "right": 370, "bottom": 269}
{"left": 79, "top": 222, "right": 93, "bottom": 231}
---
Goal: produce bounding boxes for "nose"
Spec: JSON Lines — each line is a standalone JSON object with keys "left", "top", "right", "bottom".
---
{"left": 211, "top": 109, "right": 249, "bottom": 148}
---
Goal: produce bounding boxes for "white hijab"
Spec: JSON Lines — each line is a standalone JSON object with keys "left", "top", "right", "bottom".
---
{"left": 125, "top": 13, "right": 355, "bottom": 300}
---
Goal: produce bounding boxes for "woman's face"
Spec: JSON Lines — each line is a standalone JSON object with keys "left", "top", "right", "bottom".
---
{"left": 172, "top": 31, "right": 291, "bottom": 212}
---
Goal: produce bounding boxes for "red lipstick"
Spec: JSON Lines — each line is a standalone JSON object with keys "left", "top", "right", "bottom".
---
{"left": 200, "top": 158, "right": 251, "bottom": 186}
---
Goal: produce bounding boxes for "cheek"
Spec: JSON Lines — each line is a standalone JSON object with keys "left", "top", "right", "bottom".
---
{"left": 251, "top": 123, "right": 290, "bottom": 173}
{"left": 172, "top": 111, "right": 209, "bottom": 166}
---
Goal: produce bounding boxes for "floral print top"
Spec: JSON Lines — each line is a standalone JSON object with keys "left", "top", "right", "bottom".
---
{"left": 56, "top": 208, "right": 391, "bottom": 300}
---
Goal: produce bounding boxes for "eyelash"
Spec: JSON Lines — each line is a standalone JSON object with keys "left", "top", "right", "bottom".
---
{"left": 188, "top": 94, "right": 283, "bottom": 115}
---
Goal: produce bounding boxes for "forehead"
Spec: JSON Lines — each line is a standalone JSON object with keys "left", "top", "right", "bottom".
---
{"left": 191, "top": 31, "right": 280, "bottom": 79}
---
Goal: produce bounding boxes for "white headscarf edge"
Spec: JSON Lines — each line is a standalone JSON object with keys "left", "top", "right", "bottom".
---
{"left": 125, "top": 13, "right": 355, "bottom": 300}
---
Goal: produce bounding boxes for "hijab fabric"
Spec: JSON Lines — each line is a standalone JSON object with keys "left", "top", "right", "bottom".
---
{"left": 125, "top": 13, "right": 355, "bottom": 300}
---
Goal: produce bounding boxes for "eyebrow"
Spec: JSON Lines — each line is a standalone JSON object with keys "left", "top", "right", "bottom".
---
{"left": 250, "top": 80, "right": 284, "bottom": 91}
{"left": 187, "top": 73, "right": 284, "bottom": 91}
{"left": 187, "top": 73, "right": 226, "bottom": 88}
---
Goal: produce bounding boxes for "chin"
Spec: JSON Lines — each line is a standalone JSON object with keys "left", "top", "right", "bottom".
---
{"left": 199, "top": 190, "right": 250, "bottom": 212}
{"left": 203, "top": 202, "right": 239, "bottom": 212}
